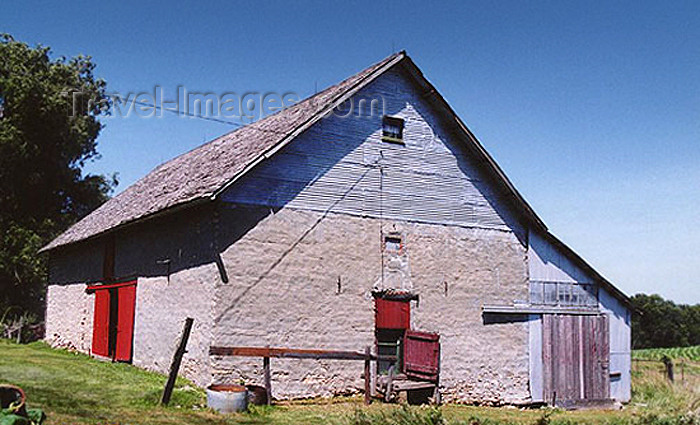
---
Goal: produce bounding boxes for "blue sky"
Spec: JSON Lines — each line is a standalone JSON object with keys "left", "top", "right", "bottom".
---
{"left": 4, "top": 0, "right": 699, "bottom": 303}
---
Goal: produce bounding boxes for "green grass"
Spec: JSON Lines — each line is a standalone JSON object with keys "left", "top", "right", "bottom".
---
{"left": 630, "top": 358, "right": 700, "bottom": 414}
{"left": 0, "top": 340, "right": 698, "bottom": 425}
{"left": 633, "top": 346, "right": 700, "bottom": 361}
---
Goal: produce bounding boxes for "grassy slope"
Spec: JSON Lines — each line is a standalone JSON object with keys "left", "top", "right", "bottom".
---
{"left": 0, "top": 340, "right": 697, "bottom": 425}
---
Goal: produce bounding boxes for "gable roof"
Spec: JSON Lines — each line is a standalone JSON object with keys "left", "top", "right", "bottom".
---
{"left": 41, "top": 52, "right": 404, "bottom": 252}
{"left": 40, "top": 52, "right": 632, "bottom": 309}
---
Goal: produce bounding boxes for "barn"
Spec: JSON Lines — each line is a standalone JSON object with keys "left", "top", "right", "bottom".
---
{"left": 41, "top": 51, "right": 632, "bottom": 406}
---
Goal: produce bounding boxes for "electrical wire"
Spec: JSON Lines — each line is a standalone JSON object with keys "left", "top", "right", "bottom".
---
{"left": 121, "top": 99, "right": 310, "bottom": 139}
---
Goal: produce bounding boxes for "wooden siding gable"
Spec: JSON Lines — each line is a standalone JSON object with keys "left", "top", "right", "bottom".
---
{"left": 222, "top": 67, "right": 525, "bottom": 235}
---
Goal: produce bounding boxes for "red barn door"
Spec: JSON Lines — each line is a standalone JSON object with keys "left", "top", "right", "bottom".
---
{"left": 375, "top": 298, "right": 410, "bottom": 329}
{"left": 90, "top": 280, "right": 137, "bottom": 362}
{"left": 403, "top": 330, "right": 440, "bottom": 382}
{"left": 92, "top": 289, "right": 111, "bottom": 357}
{"left": 115, "top": 284, "right": 136, "bottom": 362}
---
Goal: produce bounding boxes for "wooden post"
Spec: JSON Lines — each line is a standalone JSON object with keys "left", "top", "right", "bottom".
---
{"left": 384, "top": 365, "right": 394, "bottom": 402}
{"left": 364, "top": 346, "right": 371, "bottom": 405}
{"left": 433, "top": 344, "right": 441, "bottom": 405}
{"left": 161, "top": 317, "right": 194, "bottom": 405}
{"left": 15, "top": 316, "right": 23, "bottom": 344}
{"left": 662, "top": 355, "right": 674, "bottom": 383}
{"left": 263, "top": 356, "right": 272, "bottom": 405}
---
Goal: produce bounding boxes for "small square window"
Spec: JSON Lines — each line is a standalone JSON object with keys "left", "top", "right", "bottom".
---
{"left": 382, "top": 116, "right": 404, "bottom": 144}
{"left": 384, "top": 235, "right": 402, "bottom": 252}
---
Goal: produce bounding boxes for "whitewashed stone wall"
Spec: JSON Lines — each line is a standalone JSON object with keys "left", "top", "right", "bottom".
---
{"left": 212, "top": 206, "right": 530, "bottom": 404}
{"left": 45, "top": 283, "right": 94, "bottom": 353}
{"left": 45, "top": 238, "right": 102, "bottom": 354}
{"left": 133, "top": 269, "right": 216, "bottom": 387}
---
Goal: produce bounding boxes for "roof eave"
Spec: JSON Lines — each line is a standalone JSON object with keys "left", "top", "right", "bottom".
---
{"left": 38, "top": 196, "right": 215, "bottom": 253}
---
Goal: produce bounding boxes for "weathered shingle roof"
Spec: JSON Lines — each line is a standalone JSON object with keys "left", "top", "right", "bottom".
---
{"left": 41, "top": 52, "right": 404, "bottom": 252}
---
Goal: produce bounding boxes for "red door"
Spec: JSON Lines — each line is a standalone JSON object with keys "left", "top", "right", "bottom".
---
{"left": 115, "top": 284, "right": 136, "bottom": 362}
{"left": 375, "top": 298, "right": 410, "bottom": 329}
{"left": 403, "top": 330, "right": 440, "bottom": 382}
{"left": 92, "top": 289, "right": 110, "bottom": 357}
{"left": 90, "top": 281, "right": 137, "bottom": 362}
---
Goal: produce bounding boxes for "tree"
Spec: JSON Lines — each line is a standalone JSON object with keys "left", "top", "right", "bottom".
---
{"left": 631, "top": 293, "right": 700, "bottom": 349}
{"left": 0, "top": 34, "right": 115, "bottom": 318}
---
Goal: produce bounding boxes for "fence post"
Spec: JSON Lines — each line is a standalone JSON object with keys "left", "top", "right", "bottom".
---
{"left": 263, "top": 356, "right": 272, "bottom": 405}
{"left": 16, "top": 316, "right": 23, "bottom": 344}
{"left": 364, "top": 346, "right": 371, "bottom": 405}
{"left": 661, "top": 355, "right": 674, "bottom": 383}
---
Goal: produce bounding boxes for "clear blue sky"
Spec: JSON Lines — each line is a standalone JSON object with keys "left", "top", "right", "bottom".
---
{"left": 4, "top": 0, "right": 699, "bottom": 303}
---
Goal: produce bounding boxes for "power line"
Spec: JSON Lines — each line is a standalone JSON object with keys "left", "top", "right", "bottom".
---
{"left": 121, "top": 99, "right": 307, "bottom": 139}
{"left": 130, "top": 99, "right": 247, "bottom": 127}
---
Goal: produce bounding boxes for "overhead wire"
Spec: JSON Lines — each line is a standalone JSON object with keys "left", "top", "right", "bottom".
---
{"left": 113, "top": 98, "right": 313, "bottom": 139}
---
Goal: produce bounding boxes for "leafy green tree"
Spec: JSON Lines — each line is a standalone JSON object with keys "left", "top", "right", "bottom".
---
{"left": 631, "top": 293, "right": 700, "bottom": 349}
{"left": 680, "top": 304, "right": 700, "bottom": 346}
{"left": 0, "top": 34, "right": 115, "bottom": 318}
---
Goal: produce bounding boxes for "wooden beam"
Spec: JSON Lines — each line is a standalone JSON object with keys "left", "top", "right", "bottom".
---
{"left": 161, "top": 318, "right": 193, "bottom": 405}
{"left": 210, "top": 346, "right": 396, "bottom": 362}
{"left": 482, "top": 304, "right": 601, "bottom": 315}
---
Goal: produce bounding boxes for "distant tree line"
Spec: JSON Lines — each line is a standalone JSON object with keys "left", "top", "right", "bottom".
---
{"left": 631, "top": 293, "right": 700, "bottom": 349}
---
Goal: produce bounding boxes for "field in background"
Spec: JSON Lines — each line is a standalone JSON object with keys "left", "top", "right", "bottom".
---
{"left": 633, "top": 345, "right": 700, "bottom": 361}
{"left": 630, "top": 345, "right": 700, "bottom": 420}
{"left": 0, "top": 340, "right": 698, "bottom": 425}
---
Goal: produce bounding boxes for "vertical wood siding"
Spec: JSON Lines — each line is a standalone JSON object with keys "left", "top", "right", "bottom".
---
{"left": 528, "top": 232, "right": 590, "bottom": 283}
{"left": 221, "top": 68, "right": 523, "bottom": 234}
{"left": 528, "top": 230, "right": 631, "bottom": 402}
{"left": 529, "top": 314, "right": 544, "bottom": 401}
{"left": 542, "top": 314, "right": 610, "bottom": 404}
{"left": 599, "top": 288, "right": 632, "bottom": 402}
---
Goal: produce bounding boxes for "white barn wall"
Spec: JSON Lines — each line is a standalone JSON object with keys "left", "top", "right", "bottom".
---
{"left": 528, "top": 232, "right": 590, "bottom": 283}
{"left": 45, "top": 205, "right": 218, "bottom": 388}
{"left": 528, "top": 314, "right": 543, "bottom": 402}
{"left": 133, "top": 270, "right": 216, "bottom": 387}
{"left": 212, "top": 205, "right": 530, "bottom": 403}
{"left": 45, "top": 239, "right": 103, "bottom": 354}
